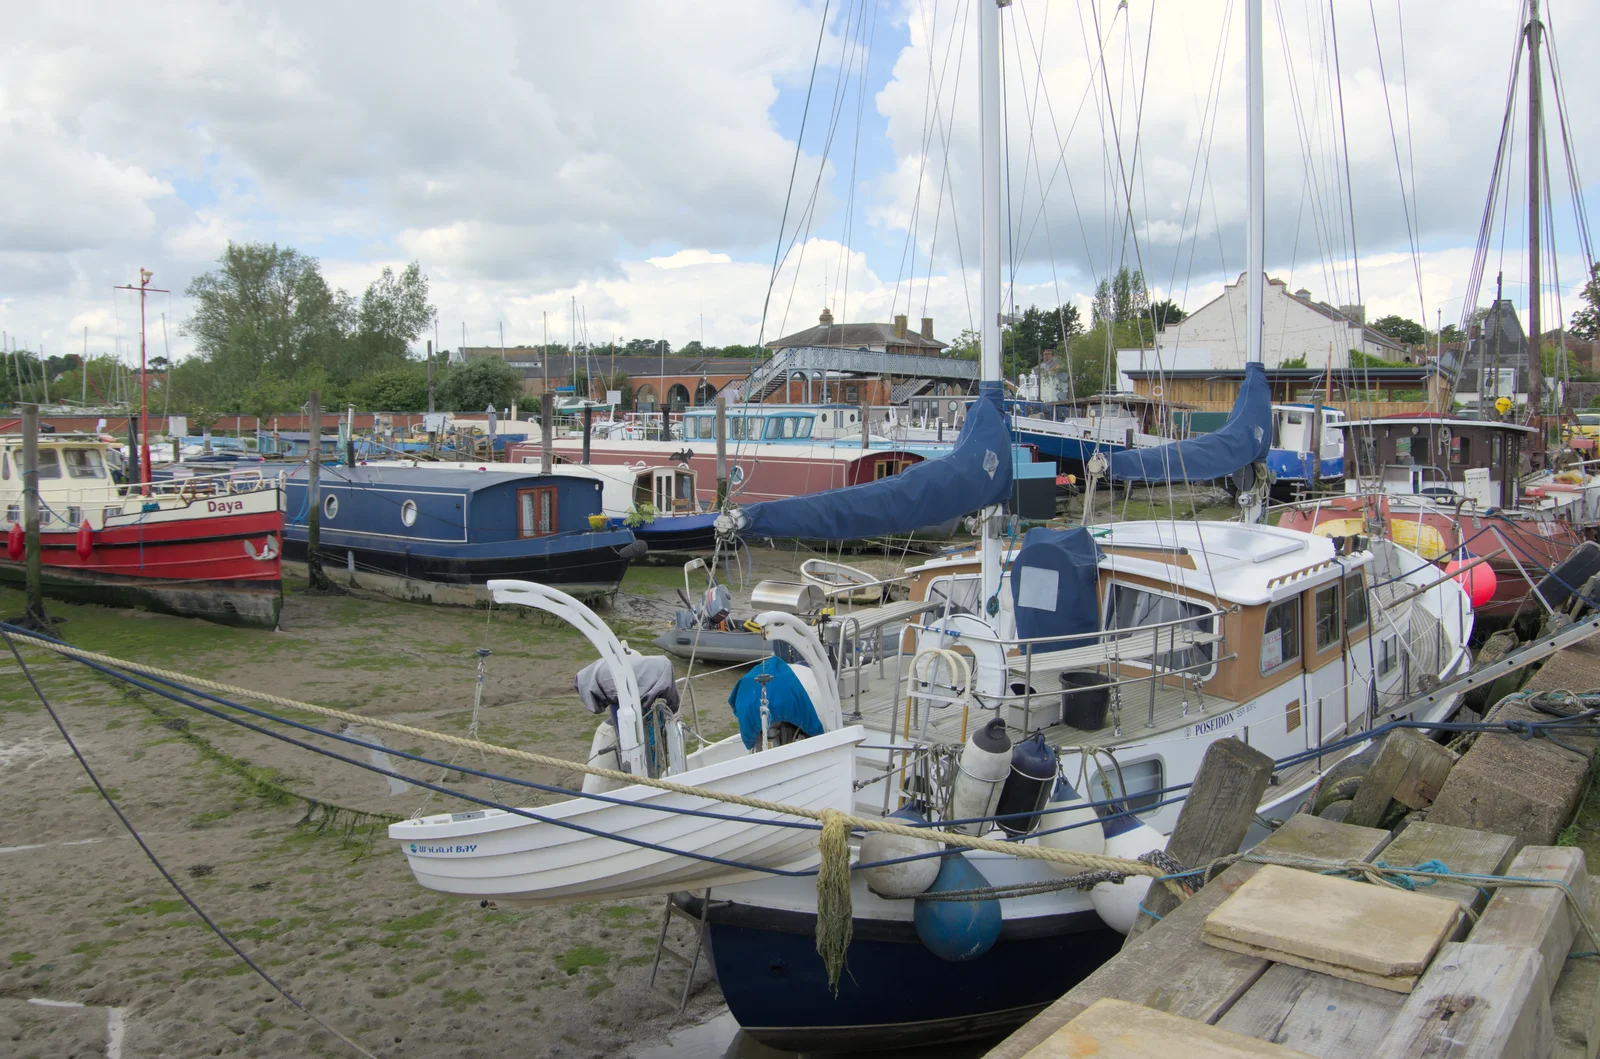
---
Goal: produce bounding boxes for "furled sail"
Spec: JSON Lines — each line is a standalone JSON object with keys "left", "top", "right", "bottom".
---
{"left": 728, "top": 382, "right": 1014, "bottom": 541}
{"left": 1108, "top": 360, "right": 1271, "bottom": 481}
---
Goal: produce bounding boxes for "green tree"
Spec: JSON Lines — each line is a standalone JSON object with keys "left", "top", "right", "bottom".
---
{"left": 1091, "top": 267, "right": 1149, "bottom": 326}
{"left": 1570, "top": 262, "right": 1600, "bottom": 341}
{"left": 719, "top": 343, "right": 763, "bottom": 359}
{"left": 339, "top": 262, "right": 435, "bottom": 384}
{"left": 1372, "top": 314, "right": 1427, "bottom": 345}
{"left": 1004, "top": 303, "right": 1084, "bottom": 374}
{"left": 350, "top": 364, "right": 433, "bottom": 412}
{"left": 1149, "top": 299, "right": 1186, "bottom": 329}
{"left": 947, "top": 328, "right": 980, "bottom": 361}
{"left": 439, "top": 356, "right": 523, "bottom": 412}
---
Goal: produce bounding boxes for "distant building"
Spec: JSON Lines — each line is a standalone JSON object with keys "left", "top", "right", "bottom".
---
{"left": 1442, "top": 300, "right": 1530, "bottom": 410}
{"left": 461, "top": 347, "right": 755, "bottom": 410}
{"left": 765, "top": 309, "right": 948, "bottom": 356}
{"left": 1125, "top": 273, "right": 1410, "bottom": 378}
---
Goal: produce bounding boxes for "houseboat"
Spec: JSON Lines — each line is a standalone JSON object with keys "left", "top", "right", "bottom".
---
{"left": 0, "top": 432, "right": 283, "bottom": 627}
{"left": 1277, "top": 416, "right": 1587, "bottom": 624}
{"left": 1268, "top": 402, "right": 1346, "bottom": 486}
{"left": 1010, "top": 393, "right": 1190, "bottom": 474}
{"left": 282, "top": 464, "right": 643, "bottom": 594}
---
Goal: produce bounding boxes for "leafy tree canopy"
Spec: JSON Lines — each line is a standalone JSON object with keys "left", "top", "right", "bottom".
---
{"left": 1371, "top": 314, "right": 1427, "bottom": 345}
{"left": 1570, "top": 262, "right": 1600, "bottom": 341}
{"left": 439, "top": 356, "right": 523, "bottom": 413}
{"left": 1149, "top": 299, "right": 1186, "bottom": 329}
{"left": 1091, "top": 267, "right": 1150, "bottom": 326}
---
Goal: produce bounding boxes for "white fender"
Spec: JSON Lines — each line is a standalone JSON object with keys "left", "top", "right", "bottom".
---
{"left": 581, "top": 721, "right": 625, "bottom": 795}
{"left": 1089, "top": 821, "right": 1167, "bottom": 934}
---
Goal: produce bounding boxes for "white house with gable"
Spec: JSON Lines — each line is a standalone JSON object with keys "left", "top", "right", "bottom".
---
{"left": 1118, "top": 273, "right": 1411, "bottom": 387}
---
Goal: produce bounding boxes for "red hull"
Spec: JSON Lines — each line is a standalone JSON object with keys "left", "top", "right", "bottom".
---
{"left": 1279, "top": 496, "right": 1581, "bottom": 618}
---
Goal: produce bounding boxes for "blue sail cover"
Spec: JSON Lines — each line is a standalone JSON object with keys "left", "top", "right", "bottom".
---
{"left": 1108, "top": 360, "right": 1271, "bottom": 482}
{"left": 736, "top": 382, "right": 1014, "bottom": 540}
{"left": 1010, "top": 527, "right": 1103, "bottom": 644}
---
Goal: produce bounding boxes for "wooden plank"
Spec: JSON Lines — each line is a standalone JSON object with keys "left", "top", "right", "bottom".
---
{"left": 985, "top": 817, "right": 1393, "bottom": 1059}
{"left": 1202, "top": 864, "right": 1461, "bottom": 980}
{"left": 1373, "top": 943, "right": 1552, "bottom": 1059}
{"left": 1467, "top": 846, "right": 1590, "bottom": 1002}
{"left": 1126, "top": 737, "right": 1275, "bottom": 943}
{"left": 1217, "top": 963, "right": 1406, "bottom": 1059}
{"left": 1390, "top": 739, "right": 1458, "bottom": 811}
{"left": 1202, "top": 934, "right": 1421, "bottom": 993}
{"left": 1349, "top": 731, "right": 1426, "bottom": 827}
{"left": 1378, "top": 821, "right": 1517, "bottom": 922}
{"left": 1023, "top": 998, "right": 1319, "bottom": 1059}
{"left": 1548, "top": 882, "right": 1600, "bottom": 1059}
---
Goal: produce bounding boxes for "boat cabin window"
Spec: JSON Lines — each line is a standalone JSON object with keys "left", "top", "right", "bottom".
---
{"left": 1451, "top": 435, "right": 1470, "bottom": 466}
{"left": 35, "top": 449, "right": 61, "bottom": 480}
{"left": 1313, "top": 585, "right": 1340, "bottom": 652}
{"left": 873, "top": 459, "right": 904, "bottom": 480}
{"left": 518, "top": 486, "right": 558, "bottom": 537}
{"left": 1103, "top": 583, "right": 1218, "bottom": 678}
{"left": 1378, "top": 636, "right": 1399, "bottom": 676}
{"left": 1344, "top": 573, "right": 1368, "bottom": 631}
{"left": 1, "top": 451, "right": 7, "bottom": 480}
{"left": 928, "top": 574, "right": 982, "bottom": 617}
{"left": 781, "top": 417, "right": 798, "bottom": 438}
{"left": 795, "top": 418, "right": 813, "bottom": 439}
{"left": 63, "top": 448, "right": 105, "bottom": 479}
{"left": 1094, "top": 757, "right": 1164, "bottom": 815}
{"left": 1260, "top": 598, "right": 1302, "bottom": 675}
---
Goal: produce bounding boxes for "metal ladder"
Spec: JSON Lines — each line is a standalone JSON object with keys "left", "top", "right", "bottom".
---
{"left": 647, "top": 890, "right": 710, "bottom": 1012}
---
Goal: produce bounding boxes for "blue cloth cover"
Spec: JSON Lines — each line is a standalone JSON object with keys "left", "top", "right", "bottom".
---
{"left": 737, "top": 382, "right": 1014, "bottom": 540}
{"left": 1010, "top": 526, "right": 1103, "bottom": 646}
{"left": 727, "top": 656, "right": 824, "bottom": 750}
{"left": 1108, "top": 360, "right": 1271, "bottom": 481}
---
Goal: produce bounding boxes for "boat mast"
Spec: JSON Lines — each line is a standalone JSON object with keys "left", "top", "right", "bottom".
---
{"left": 1526, "top": 0, "right": 1543, "bottom": 451}
{"left": 979, "top": 0, "right": 1005, "bottom": 600}
{"left": 1245, "top": 0, "right": 1264, "bottom": 373}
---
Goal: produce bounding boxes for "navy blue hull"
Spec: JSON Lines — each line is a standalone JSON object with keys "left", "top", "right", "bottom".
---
{"left": 696, "top": 896, "right": 1123, "bottom": 1052}
{"left": 283, "top": 529, "right": 638, "bottom": 593}
{"left": 621, "top": 512, "right": 719, "bottom": 552}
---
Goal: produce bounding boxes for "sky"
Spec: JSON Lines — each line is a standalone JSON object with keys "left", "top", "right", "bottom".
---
{"left": 2, "top": 0, "right": 1597, "bottom": 368}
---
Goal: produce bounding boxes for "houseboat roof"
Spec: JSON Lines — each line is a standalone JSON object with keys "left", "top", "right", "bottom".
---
{"left": 1336, "top": 416, "right": 1537, "bottom": 435}
{"left": 288, "top": 463, "right": 586, "bottom": 491}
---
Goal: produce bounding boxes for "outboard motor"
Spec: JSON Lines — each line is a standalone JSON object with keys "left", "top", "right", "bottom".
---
{"left": 994, "top": 733, "right": 1058, "bottom": 837}
{"left": 946, "top": 717, "right": 1012, "bottom": 836}
{"left": 702, "top": 583, "right": 731, "bottom": 625}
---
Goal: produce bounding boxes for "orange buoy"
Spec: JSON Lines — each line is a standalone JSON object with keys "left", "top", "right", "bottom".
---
{"left": 1445, "top": 555, "right": 1497, "bottom": 608}
{"left": 76, "top": 520, "right": 94, "bottom": 560}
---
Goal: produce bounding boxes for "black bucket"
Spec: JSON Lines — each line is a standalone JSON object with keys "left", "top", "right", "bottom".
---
{"left": 1058, "top": 671, "right": 1111, "bottom": 730}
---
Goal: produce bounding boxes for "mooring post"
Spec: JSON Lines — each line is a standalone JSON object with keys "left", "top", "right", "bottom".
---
{"left": 539, "top": 392, "right": 554, "bottom": 475}
{"left": 581, "top": 405, "right": 593, "bottom": 465}
{"left": 715, "top": 396, "right": 728, "bottom": 508}
{"left": 306, "top": 390, "right": 330, "bottom": 590}
{"left": 20, "top": 403, "right": 46, "bottom": 624}
{"left": 1123, "top": 736, "right": 1274, "bottom": 943}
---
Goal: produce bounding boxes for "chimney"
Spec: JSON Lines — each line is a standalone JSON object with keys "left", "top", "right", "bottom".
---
{"left": 921, "top": 317, "right": 934, "bottom": 340}
{"left": 819, "top": 307, "right": 834, "bottom": 327}
{"left": 894, "top": 314, "right": 908, "bottom": 338}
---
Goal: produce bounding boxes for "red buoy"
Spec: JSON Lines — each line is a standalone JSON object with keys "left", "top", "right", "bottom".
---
{"left": 76, "top": 520, "right": 94, "bottom": 560}
{"left": 6, "top": 522, "right": 22, "bottom": 561}
{"left": 1445, "top": 556, "right": 1497, "bottom": 608}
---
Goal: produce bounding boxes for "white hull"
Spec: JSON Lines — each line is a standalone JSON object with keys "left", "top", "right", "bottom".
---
{"left": 389, "top": 725, "right": 864, "bottom": 904}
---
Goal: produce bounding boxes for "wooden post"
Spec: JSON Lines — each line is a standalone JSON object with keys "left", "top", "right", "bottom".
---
{"left": 581, "top": 405, "right": 593, "bottom": 465}
{"left": 426, "top": 339, "right": 435, "bottom": 415}
{"left": 306, "top": 390, "right": 330, "bottom": 591}
{"left": 1310, "top": 401, "right": 1323, "bottom": 485}
{"left": 715, "top": 396, "right": 728, "bottom": 508}
{"left": 1124, "top": 736, "right": 1274, "bottom": 943}
{"left": 539, "top": 392, "right": 554, "bottom": 474}
{"left": 20, "top": 403, "right": 46, "bottom": 625}
{"left": 860, "top": 397, "right": 870, "bottom": 450}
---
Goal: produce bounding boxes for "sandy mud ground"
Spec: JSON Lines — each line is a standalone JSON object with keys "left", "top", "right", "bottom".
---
{"left": 0, "top": 545, "right": 905, "bottom": 1059}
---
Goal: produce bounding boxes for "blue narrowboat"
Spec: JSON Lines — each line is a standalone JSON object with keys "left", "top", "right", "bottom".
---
{"left": 282, "top": 465, "right": 644, "bottom": 594}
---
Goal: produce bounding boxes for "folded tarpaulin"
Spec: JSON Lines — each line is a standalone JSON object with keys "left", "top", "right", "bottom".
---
{"left": 734, "top": 381, "right": 1014, "bottom": 540}
{"left": 726, "top": 655, "right": 824, "bottom": 750}
{"left": 1108, "top": 360, "right": 1270, "bottom": 482}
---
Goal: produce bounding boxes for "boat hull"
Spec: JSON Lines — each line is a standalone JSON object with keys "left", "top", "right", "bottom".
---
{"left": 620, "top": 511, "right": 719, "bottom": 552}
{"left": 389, "top": 727, "right": 864, "bottom": 904}
{"left": 653, "top": 627, "right": 771, "bottom": 664}
{"left": 282, "top": 529, "right": 639, "bottom": 594}
{"left": 0, "top": 503, "right": 283, "bottom": 628}
{"left": 696, "top": 892, "right": 1122, "bottom": 1052}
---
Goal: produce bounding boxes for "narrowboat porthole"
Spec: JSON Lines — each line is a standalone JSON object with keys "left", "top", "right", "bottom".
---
{"left": 323, "top": 494, "right": 339, "bottom": 520}
{"left": 401, "top": 499, "right": 418, "bottom": 527}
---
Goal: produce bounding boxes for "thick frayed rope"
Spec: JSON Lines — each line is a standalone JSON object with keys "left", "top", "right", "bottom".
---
{"left": 815, "top": 809, "right": 855, "bottom": 993}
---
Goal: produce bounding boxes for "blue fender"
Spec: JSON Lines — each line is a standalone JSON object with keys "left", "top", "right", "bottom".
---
{"left": 913, "top": 852, "right": 1002, "bottom": 961}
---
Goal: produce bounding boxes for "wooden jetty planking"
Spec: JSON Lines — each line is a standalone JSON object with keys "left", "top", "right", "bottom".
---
{"left": 1125, "top": 737, "right": 1275, "bottom": 943}
{"left": 1466, "top": 846, "right": 1590, "bottom": 1003}
{"left": 1348, "top": 731, "right": 1456, "bottom": 827}
{"left": 1375, "top": 821, "right": 1517, "bottom": 925}
{"left": 1201, "top": 865, "right": 1461, "bottom": 983}
{"left": 985, "top": 816, "right": 1393, "bottom": 1059}
{"left": 1372, "top": 943, "right": 1552, "bottom": 1059}
{"left": 1200, "top": 933, "right": 1423, "bottom": 993}
{"left": 1549, "top": 881, "right": 1600, "bottom": 1059}
{"left": 1216, "top": 962, "right": 1406, "bottom": 1059}
{"left": 1022, "top": 998, "right": 1320, "bottom": 1059}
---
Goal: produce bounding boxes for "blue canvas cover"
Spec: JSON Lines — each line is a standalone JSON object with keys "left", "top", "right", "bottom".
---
{"left": 736, "top": 382, "right": 1014, "bottom": 541}
{"left": 1108, "top": 360, "right": 1271, "bottom": 482}
{"left": 1010, "top": 527, "right": 1103, "bottom": 645}
{"left": 727, "top": 656, "right": 824, "bottom": 749}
